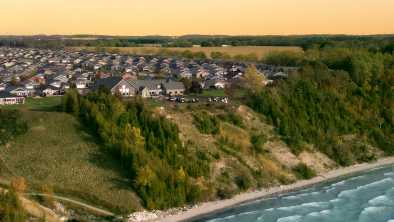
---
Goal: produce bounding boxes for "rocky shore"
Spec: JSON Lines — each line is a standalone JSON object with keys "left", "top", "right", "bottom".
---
{"left": 128, "top": 205, "right": 199, "bottom": 222}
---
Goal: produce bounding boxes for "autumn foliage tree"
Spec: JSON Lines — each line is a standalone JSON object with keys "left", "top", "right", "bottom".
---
{"left": 240, "top": 65, "right": 265, "bottom": 94}
{"left": 224, "top": 82, "right": 238, "bottom": 97}
{"left": 180, "top": 77, "right": 191, "bottom": 88}
{"left": 11, "top": 177, "right": 26, "bottom": 194}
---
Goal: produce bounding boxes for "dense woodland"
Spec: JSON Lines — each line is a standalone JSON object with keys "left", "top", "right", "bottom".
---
{"left": 61, "top": 87, "right": 214, "bottom": 210}
{"left": 245, "top": 49, "right": 394, "bottom": 166}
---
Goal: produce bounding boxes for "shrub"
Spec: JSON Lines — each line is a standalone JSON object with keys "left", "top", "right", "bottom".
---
{"left": 213, "top": 151, "right": 221, "bottom": 160}
{"left": 293, "top": 163, "right": 316, "bottom": 179}
{"left": 235, "top": 173, "right": 251, "bottom": 191}
{"left": 217, "top": 188, "right": 236, "bottom": 199}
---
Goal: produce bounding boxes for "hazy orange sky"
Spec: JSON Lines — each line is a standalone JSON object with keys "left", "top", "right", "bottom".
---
{"left": 1, "top": 0, "right": 393, "bottom": 36}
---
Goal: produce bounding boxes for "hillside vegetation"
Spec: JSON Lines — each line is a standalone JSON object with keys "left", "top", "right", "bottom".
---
{"left": 245, "top": 55, "right": 394, "bottom": 166}
{"left": 0, "top": 109, "right": 142, "bottom": 213}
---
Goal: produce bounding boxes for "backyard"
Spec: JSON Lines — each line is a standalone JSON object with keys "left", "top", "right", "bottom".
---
{"left": 0, "top": 96, "right": 62, "bottom": 112}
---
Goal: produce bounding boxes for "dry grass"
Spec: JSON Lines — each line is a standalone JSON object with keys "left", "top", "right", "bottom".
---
{"left": 0, "top": 111, "right": 142, "bottom": 213}
{"left": 66, "top": 46, "right": 302, "bottom": 60}
{"left": 219, "top": 122, "right": 251, "bottom": 153}
{"left": 20, "top": 196, "right": 62, "bottom": 222}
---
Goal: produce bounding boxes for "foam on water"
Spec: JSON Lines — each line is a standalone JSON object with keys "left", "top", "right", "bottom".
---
{"left": 368, "top": 195, "right": 394, "bottom": 206}
{"left": 348, "top": 175, "right": 366, "bottom": 180}
{"left": 277, "top": 202, "right": 330, "bottom": 211}
{"left": 338, "top": 178, "right": 393, "bottom": 198}
{"left": 384, "top": 172, "right": 394, "bottom": 177}
{"left": 237, "top": 211, "right": 259, "bottom": 216}
{"left": 331, "top": 180, "right": 346, "bottom": 187}
{"left": 307, "top": 210, "right": 332, "bottom": 217}
{"left": 282, "top": 191, "right": 320, "bottom": 200}
{"left": 276, "top": 215, "right": 303, "bottom": 222}
{"left": 361, "top": 206, "right": 387, "bottom": 214}
{"left": 194, "top": 166, "right": 394, "bottom": 222}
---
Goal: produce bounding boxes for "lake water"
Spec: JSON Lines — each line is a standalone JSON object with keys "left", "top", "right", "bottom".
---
{"left": 190, "top": 166, "right": 394, "bottom": 222}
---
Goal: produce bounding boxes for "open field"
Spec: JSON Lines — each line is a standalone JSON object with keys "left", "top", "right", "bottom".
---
{"left": 0, "top": 97, "right": 62, "bottom": 112}
{"left": 0, "top": 111, "right": 142, "bottom": 213}
{"left": 66, "top": 46, "right": 302, "bottom": 59}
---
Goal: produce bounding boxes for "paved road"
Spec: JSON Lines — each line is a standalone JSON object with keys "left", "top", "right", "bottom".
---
{"left": 24, "top": 193, "right": 115, "bottom": 216}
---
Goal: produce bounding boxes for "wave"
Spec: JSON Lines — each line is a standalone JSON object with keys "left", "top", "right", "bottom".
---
{"left": 277, "top": 202, "right": 330, "bottom": 211}
{"left": 307, "top": 210, "right": 332, "bottom": 217}
{"left": 368, "top": 195, "right": 394, "bottom": 206}
{"left": 206, "top": 215, "right": 235, "bottom": 222}
{"left": 348, "top": 175, "right": 366, "bottom": 180}
{"left": 331, "top": 180, "right": 346, "bottom": 187}
{"left": 384, "top": 172, "right": 394, "bottom": 177}
{"left": 237, "top": 211, "right": 259, "bottom": 216}
{"left": 276, "top": 215, "right": 303, "bottom": 222}
{"left": 282, "top": 191, "right": 320, "bottom": 200}
{"left": 360, "top": 206, "right": 387, "bottom": 214}
{"left": 338, "top": 178, "right": 393, "bottom": 198}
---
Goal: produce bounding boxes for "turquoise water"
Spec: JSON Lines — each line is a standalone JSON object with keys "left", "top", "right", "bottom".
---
{"left": 191, "top": 166, "right": 394, "bottom": 222}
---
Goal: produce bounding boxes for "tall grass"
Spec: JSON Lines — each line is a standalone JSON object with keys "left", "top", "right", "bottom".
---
{"left": 0, "top": 111, "right": 142, "bottom": 213}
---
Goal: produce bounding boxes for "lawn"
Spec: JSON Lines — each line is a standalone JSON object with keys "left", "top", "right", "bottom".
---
{"left": 0, "top": 97, "right": 62, "bottom": 112}
{"left": 0, "top": 111, "right": 142, "bottom": 214}
{"left": 144, "top": 89, "right": 247, "bottom": 110}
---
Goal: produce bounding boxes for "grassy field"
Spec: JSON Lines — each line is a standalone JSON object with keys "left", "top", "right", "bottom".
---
{"left": 0, "top": 97, "right": 62, "bottom": 112}
{"left": 66, "top": 46, "right": 302, "bottom": 60}
{"left": 0, "top": 111, "right": 142, "bottom": 213}
{"left": 143, "top": 89, "right": 246, "bottom": 110}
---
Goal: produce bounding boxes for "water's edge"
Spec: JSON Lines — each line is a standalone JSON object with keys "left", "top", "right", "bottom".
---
{"left": 180, "top": 159, "right": 394, "bottom": 222}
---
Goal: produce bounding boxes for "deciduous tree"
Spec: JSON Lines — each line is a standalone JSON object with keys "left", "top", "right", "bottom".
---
{"left": 240, "top": 65, "right": 265, "bottom": 94}
{"left": 189, "top": 81, "right": 202, "bottom": 95}
{"left": 224, "top": 82, "right": 237, "bottom": 97}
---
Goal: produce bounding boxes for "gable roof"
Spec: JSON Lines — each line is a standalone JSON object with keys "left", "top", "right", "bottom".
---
{"left": 0, "top": 91, "right": 23, "bottom": 98}
{"left": 90, "top": 77, "right": 124, "bottom": 91}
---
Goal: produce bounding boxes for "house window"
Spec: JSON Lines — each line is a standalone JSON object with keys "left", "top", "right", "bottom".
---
{"left": 175, "top": 91, "right": 177, "bottom": 94}
{"left": 144, "top": 93, "right": 147, "bottom": 97}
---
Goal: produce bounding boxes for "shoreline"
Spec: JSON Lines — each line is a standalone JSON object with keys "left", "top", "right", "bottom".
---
{"left": 158, "top": 157, "right": 394, "bottom": 222}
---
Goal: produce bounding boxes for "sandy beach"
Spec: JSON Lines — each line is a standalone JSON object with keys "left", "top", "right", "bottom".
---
{"left": 158, "top": 157, "right": 394, "bottom": 222}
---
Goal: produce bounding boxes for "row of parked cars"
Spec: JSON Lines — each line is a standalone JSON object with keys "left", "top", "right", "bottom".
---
{"left": 166, "top": 95, "right": 228, "bottom": 103}
{"left": 166, "top": 95, "right": 199, "bottom": 103}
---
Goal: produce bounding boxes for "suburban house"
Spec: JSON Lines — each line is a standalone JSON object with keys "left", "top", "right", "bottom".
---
{"left": 128, "top": 79, "right": 185, "bottom": 98}
{"left": 202, "top": 79, "right": 227, "bottom": 89}
{"left": 0, "top": 91, "right": 25, "bottom": 105}
{"left": 90, "top": 77, "right": 137, "bottom": 97}
{"left": 170, "top": 70, "right": 192, "bottom": 79}
{"left": 28, "top": 76, "right": 45, "bottom": 84}
{"left": 5, "top": 86, "right": 31, "bottom": 97}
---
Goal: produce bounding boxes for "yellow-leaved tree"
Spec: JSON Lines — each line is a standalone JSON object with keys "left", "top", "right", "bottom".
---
{"left": 134, "top": 165, "right": 156, "bottom": 188}
{"left": 240, "top": 65, "right": 265, "bottom": 94}
{"left": 122, "top": 123, "right": 145, "bottom": 157}
{"left": 11, "top": 177, "right": 26, "bottom": 194}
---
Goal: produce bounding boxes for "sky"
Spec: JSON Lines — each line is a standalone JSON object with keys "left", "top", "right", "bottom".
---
{"left": 1, "top": 0, "right": 393, "bottom": 36}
